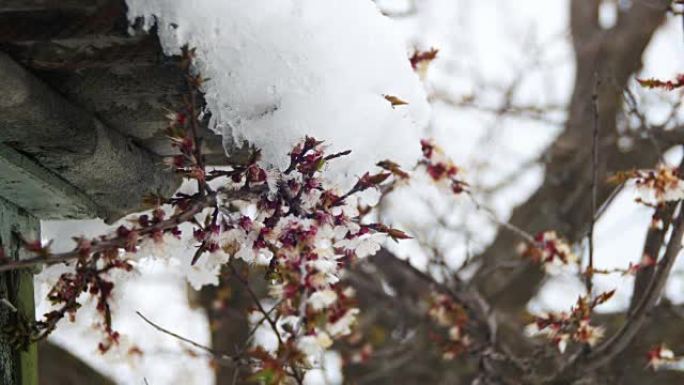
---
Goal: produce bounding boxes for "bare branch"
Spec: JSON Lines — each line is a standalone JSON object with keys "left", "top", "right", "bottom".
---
{"left": 0, "top": 187, "right": 266, "bottom": 273}
{"left": 136, "top": 311, "right": 242, "bottom": 364}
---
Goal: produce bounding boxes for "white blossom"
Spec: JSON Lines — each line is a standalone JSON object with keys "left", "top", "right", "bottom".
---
{"left": 296, "top": 332, "right": 333, "bottom": 357}
{"left": 235, "top": 245, "right": 256, "bottom": 264}
{"left": 307, "top": 289, "right": 338, "bottom": 310}
{"left": 335, "top": 233, "right": 386, "bottom": 258}
{"left": 326, "top": 308, "right": 359, "bottom": 337}
{"left": 301, "top": 190, "right": 322, "bottom": 211}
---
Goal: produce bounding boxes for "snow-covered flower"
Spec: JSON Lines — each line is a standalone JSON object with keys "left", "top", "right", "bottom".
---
{"left": 235, "top": 245, "right": 256, "bottom": 264}
{"left": 429, "top": 305, "right": 452, "bottom": 327}
{"left": 557, "top": 334, "right": 570, "bottom": 354}
{"left": 268, "top": 284, "right": 285, "bottom": 300}
{"left": 296, "top": 332, "right": 333, "bottom": 357}
{"left": 647, "top": 344, "right": 676, "bottom": 370}
{"left": 573, "top": 320, "right": 604, "bottom": 346}
{"left": 632, "top": 165, "right": 684, "bottom": 203}
{"left": 419, "top": 139, "right": 467, "bottom": 194}
{"left": 137, "top": 233, "right": 181, "bottom": 259}
{"left": 301, "top": 189, "right": 322, "bottom": 211}
{"left": 335, "top": 232, "right": 386, "bottom": 258}
{"left": 254, "top": 249, "right": 273, "bottom": 266}
{"left": 219, "top": 228, "right": 247, "bottom": 255}
{"left": 184, "top": 261, "right": 221, "bottom": 289}
{"left": 310, "top": 258, "right": 339, "bottom": 276}
{"left": 527, "top": 292, "right": 613, "bottom": 353}
{"left": 265, "top": 169, "right": 280, "bottom": 194}
{"left": 518, "top": 231, "right": 578, "bottom": 272}
{"left": 331, "top": 204, "right": 360, "bottom": 219}
{"left": 307, "top": 289, "right": 338, "bottom": 310}
{"left": 327, "top": 308, "right": 359, "bottom": 337}
{"left": 448, "top": 326, "right": 462, "bottom": 342}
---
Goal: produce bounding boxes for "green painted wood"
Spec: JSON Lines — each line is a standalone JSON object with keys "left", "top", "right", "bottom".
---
{"left": 17, "top": 269, "right": 37, "bottom": 385}
{"left": 0, "top": 197, "right": 38, "bottom": 385}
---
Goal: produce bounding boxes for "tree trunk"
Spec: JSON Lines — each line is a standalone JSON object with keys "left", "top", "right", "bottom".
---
{"left": 193, "top": 263, "right": 266, "bottom": 385}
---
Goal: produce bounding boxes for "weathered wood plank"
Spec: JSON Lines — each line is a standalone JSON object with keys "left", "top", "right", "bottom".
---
{"left": 0, "top": 1, "right": 102, "bottom": 13}
{"left": 0, "top": 52, "right": 180, "bottom": 222}
{"left": 0, "top": 1, "right": 124, "bottom": 43}
{"left": 0, "top": 144, "right": 100, "bottom": 219}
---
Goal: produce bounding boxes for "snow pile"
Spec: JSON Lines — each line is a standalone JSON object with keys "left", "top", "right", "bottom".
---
{"left": 126, "top": 0, "right": 430, "bottom": 178}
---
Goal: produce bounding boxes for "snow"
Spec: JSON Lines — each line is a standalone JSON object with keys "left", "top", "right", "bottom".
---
{"left": 125, "top": 0, "right": 430, "bottom": 182}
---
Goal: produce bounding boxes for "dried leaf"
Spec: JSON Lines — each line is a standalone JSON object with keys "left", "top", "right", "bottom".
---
{"left": 384, "top": 94, "right": 409, "bottom": 107}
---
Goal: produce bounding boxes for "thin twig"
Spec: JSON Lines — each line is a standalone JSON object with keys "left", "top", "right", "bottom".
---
{"left": 466, "top": 192, "right": 536, "bottom": 244}
{"left": 586, "top": 74, "right": 600, "bottom": 295}
{"left": 622, "top": 86, "right": 667, "bottom": 164}
{"left": 228, "top": 262, "right": 284, "bottom": 347}
{"left": 136, "top": 311, "right": 240, "bottom": 364}
{"left": 181, "top": 49, "right": 208, "bottom": 196}
{"left": 241, "top": 300, "right": 282, "bottom": 353}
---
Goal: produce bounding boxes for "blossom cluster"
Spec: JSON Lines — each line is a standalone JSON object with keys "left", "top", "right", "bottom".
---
{"left": 25, "top": 237, "right": 135, "bottom": 353}
{"left": 419, "top": 139, "right": 467, "bottom": 195}
{"left": 427, "top": 293, "right": 470, "bottom": 360}
{"left": 647, "top": 344, "right": 678, "bottom": 370}
{"left": 526, "top": 291, "right": 613, "bottom": 353}
{"left": 409, "top": 48, "right": 439, "bottom": 80}
{"left": 634, "top": 166, "right": 684, "bottom": 204}
{"left": 610, "top": 166, "right": 684, "bottom": 204}
{"left": 171, "top": 136, "right": 403, "bottom": 378}
{"left": 637, "top": 74, "right": 684, "bottom": 91}
{"left": 517, "top": 231, "right": 578, "bottom": 272}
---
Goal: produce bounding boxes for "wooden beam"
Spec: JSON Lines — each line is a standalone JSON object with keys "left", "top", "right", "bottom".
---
{"left": 0, "top": 1, "right": 123, "bottom": 43}
{"left": 0, "top": 144, "right": 100, "bottom": 219}
{"left": 0, "top": 1, "right": 103, "bottom": 13}
{"left": 0, "top": 52, "right": 180, "bottom": 222}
